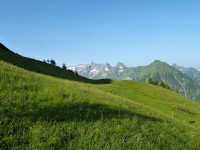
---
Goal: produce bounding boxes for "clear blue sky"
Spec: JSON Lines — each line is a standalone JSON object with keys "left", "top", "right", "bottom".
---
{"left": 0, "top": 0, "right": 200, "bottom": 68}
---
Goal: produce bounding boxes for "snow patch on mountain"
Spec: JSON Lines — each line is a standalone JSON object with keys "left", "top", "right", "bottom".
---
{"left": 68, "top": 66, "right": 76, "bottom": 71}
{"left": 118, "top": 68, "right": 123, "bottom": 73}
{"left": 105, "top": 68, "right": 109, "bottom": 71}
{"left": 91, "top": 68, "right": 97, "bottom": 73}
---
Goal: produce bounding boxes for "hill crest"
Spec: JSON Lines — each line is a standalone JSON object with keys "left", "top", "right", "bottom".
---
{"left": 0, "top": 43, "right": 15, "bottom": 54}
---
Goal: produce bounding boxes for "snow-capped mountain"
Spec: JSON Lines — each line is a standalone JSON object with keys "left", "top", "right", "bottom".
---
{"left": 68, "top": 62, "right": 128, "bottom": 79}
{"left": 114, "top": 62, "right": 127, "bottom": 73}
{"left": 68, "top": 62, "right": 112, "bottom": 79}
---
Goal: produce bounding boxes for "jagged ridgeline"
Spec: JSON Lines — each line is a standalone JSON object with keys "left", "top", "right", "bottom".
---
{"left": 1, "top": 43, "right": 200, "bottom": 149}
{"left": 69, "top": 61, "right": 200, "bottom": 103}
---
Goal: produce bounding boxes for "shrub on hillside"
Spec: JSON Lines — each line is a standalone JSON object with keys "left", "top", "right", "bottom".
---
{"left": 166, "top": 84, "right": 171, "bottom": 90}
{"left": 50, "top": 59, "right": 56, "bottom": 66}
{"left": 62, "top": 63, "right": 67, "bottom": 70}
{"left": 159, "top": 81, "right": 166, "bottom": 88}
{"left": 176, "top": 88, "right": 179, "bottom": 94}
{"left": 147, "top": 78, "right": 171, "bottom": 91}
{"left": 153, "top": 80, "right": 159, "bottom": 85}
{"left": 148, "top": 78, "right": 153, "bottom": 84}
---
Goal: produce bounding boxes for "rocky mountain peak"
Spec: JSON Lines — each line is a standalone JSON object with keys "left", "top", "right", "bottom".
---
{"left": 115, "top": 62, "right": 126, "bottom": 68}
{"left": 105, "top": 63, "right": 112, "bottom": 68}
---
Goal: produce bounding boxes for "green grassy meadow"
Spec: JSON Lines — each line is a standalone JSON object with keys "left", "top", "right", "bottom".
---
{"left": 1, "top": 47, "right": 200, "bottom": 149}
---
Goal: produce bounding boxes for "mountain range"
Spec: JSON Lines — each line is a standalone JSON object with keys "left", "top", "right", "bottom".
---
{"left": 69, "top": 61, "right": 200, "bottom": 103}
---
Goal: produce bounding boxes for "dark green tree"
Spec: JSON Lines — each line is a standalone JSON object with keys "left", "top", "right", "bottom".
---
{"left": 176, "top": 88, "right": 179, "bottom": 94}
{"left": 160, "top": 81, "right": 166, "bottom": 88}
{"left": 50, "top": 59, "right": 56, "bottom": 66}
{"left": 148, "top": 77, "right": 153, "bottom": 84}
{"left": 62, "top": 63, "right": 67, "bottom": 70}
{"left": 166, "top": 84, "right": 171, "bottom": 90}
{"left": 153, "top": 80, "right": 159, "bottom": 85}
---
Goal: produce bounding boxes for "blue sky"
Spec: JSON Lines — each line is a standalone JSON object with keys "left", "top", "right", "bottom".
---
{"left": 0, "top": 0, "right": 200, "bottom": 68}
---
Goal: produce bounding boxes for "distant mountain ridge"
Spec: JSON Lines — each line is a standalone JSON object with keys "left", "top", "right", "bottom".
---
{"left": 69, "top": 60, "right": 200, "bottom": 102}
{"left": 172, "top": 64, "right": 200, "bottom": 81}
{"left": 69, "top": 62, "right": 112, "bottom": 79}
{"left": 69, "top": 61, "right": 130, "bottom": 80}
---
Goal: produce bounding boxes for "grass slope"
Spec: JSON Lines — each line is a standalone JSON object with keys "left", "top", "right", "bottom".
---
{"left": 1, "top": 44, "right": 200, "bottom": 149}
{"left": 1, "top": 61, "right": 200, "bottom": 149}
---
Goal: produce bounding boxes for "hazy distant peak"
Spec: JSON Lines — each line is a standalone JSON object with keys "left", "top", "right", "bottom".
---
{"left": 172, "top": 63, "right": 200, "bottom": 81}
{"left": 172, "top": 63, "right": 183, "bottom": 69}
{"left": 172, "top": 63, "right": 178, "bottom": 67}
{"left": 105, "top": 63, "right": 112, "bottom": 68}
{"left": 172, "top": 64, "right": 197, "bottom": 70}
{"left": 150, "top": 60, "right": 170, "bottom": 67}
{"left": 152, "top": 60, "right": 162, "bottom": 64}
{"left": 115, "top": 62, "right": 126, "bottom": 68}
{"left": 150, "top": 60, "right": 163, "bottom": 66}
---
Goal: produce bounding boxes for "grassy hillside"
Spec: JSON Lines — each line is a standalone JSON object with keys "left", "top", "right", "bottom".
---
{"left": 1, "top": 60, "right": 200, "bottom": 149}
{"left": 1, "top": 44, "right": 200, "bottom": 149}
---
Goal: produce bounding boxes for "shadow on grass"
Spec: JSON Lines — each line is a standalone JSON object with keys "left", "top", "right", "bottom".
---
{"left": 23, "top": 102, "right": 162, "bottom": 123}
